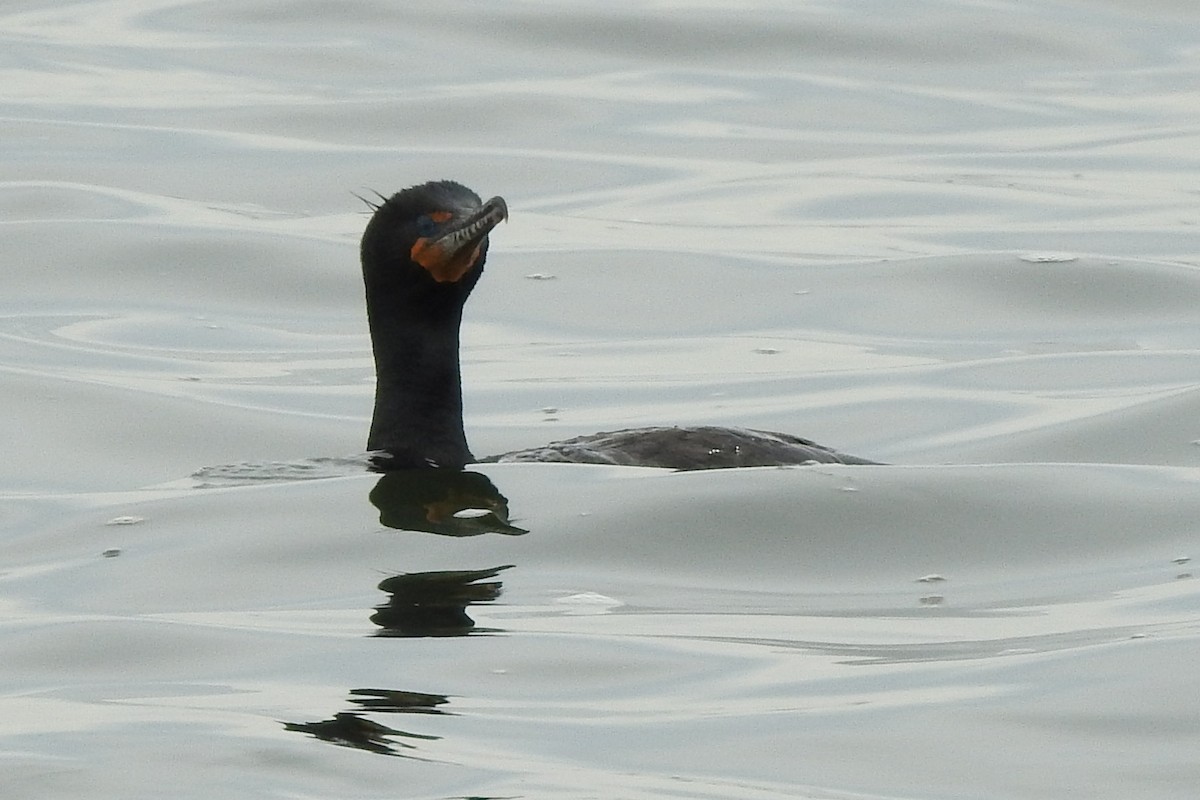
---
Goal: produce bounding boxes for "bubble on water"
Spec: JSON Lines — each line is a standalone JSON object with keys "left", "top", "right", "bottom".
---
{"left": 555, "top": 592, "right": 623, "bottom": 615}
{"left": 1019, "top": 253, "right": 1078, "bottom": 263}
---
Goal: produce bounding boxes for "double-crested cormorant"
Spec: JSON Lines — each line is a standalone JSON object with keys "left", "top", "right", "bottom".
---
{"left": 362, "top": 180, "right": 876, "bottom": 470}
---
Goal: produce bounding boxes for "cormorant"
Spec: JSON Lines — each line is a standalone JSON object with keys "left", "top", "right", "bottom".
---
{"left": 362, "top": 180, "right": 876, "bottom": 470}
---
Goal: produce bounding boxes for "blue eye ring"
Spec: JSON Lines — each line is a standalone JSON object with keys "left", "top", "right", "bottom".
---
{"left": 416, "top": 215, "right": 438, "bottom": 237}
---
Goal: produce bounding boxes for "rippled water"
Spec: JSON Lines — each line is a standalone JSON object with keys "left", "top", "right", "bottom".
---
{"left": 3, "top": 1, "right": 1200, "bottom": 798}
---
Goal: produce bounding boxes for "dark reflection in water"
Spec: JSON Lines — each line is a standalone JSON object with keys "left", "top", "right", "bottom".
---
{"left": 369, "top": 469, "right": 527, "bottom": 537}
{"left": 365, "top": 469, "right": 520, "bottom": 634}
{"left": 349, "top": 687, "right": 450, "bottom": 712}
{"left": 282, "top": 687, "right": 448, "bottom": 757}
{"left": 287, "top": 470, "right": 526, "bottom": 759}
{"left": 372, "top": 565, "right": 514, "bottom": 637}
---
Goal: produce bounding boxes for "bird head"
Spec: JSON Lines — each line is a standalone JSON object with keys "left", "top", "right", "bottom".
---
{"left": 360, "top": 180, "right": 508, "bottom": 299}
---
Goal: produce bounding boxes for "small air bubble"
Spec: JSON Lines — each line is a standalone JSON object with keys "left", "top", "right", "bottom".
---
{"left": 1019, "top": 253, "right": 1078, "bottom": 263}
{"left": 105, "top": 516, "right": 144, "bottom": 526}
{"left": 916, "top": 574, "right": 947, "bottom": 583}
{"left": 524, "top": 273, "right": 557, "bottom": 281}
{"left": 554, "top": 592, "right": 622, "bottom": 614}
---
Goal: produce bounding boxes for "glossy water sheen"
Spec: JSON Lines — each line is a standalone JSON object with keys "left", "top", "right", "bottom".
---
{"left": 3, "top": 1, "right": 1200, "bottom": 798}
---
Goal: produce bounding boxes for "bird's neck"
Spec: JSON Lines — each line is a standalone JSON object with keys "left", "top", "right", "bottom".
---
{"left": 366, "top": 301, "right": 473, "bottom": 469}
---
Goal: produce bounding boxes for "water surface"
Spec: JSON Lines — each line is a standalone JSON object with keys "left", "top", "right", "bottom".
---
{"left": 3, "top": 1, "right": 1200, "bottom": 798}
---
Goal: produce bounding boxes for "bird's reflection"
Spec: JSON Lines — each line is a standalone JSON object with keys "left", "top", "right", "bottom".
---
{"left": 282, "top": 687, "right": 448, "bottom": 757}
{"left": 372, "top": 564, "right": 513, "bottom": 637}
{"left": 348, "top": 687, "right": 450, "bottom": 713}
{"left": 287, "top": 469, "right": 529, "bottom": 755}
{"left": 368, "top": 468, "right": 527, "bottom": 537}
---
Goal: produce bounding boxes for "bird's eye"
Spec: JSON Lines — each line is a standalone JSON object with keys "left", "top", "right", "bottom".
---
{"left": 416, "top": 211, "right": 453, "bottom": 237}
{"left": 415, "top": 215, "right": 438, "bottom": 237}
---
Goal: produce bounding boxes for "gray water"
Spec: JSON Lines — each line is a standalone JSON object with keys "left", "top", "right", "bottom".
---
{"left": 3, "top": 2, "right": 1200, "bottom": 798}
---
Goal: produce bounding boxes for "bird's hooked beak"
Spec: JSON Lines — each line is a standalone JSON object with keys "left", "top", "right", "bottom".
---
{"left": 411, "top": 195, "right": 508, "bottom": 283}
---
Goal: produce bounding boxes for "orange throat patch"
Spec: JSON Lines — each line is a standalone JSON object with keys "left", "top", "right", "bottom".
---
{"left": 411, "top": 238, "right": 483, "bottom": 283}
